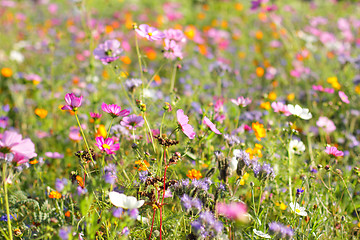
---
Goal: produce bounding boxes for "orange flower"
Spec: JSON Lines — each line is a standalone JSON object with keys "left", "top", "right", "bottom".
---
{"left": 187, "top": 169, "right": 202, "bottom": 180}
{"left": 65, "top": 211, "right": 71, "bottom": 217}
{"left": 134, "top": 160, "right": 150, "bottom": 171}
{"left": 256, "top": 67, "right": 264, "bottom": 77}
{"left": 1, "top": 68, "right": 13, "bottom": 78}
{"left": 35, "top": 108, "right": 48, "bottom": 119}
{"left": 96, "top": 124, "right": 107, "bottom": 138}
{"left": 49, "top": 191, "right": 62, "bottom": 199}
{"left": 268, "top": 91, "right": 277, "bottom": 101}
{"left": 260, "top": 101, "right": 270, "bottom": 110}
{"left": 246, "top": 144, "right": 263, "bottom": 159}
{"left": 252, "top": 122, "right": 266, "bottom": 141}
{"left": 255, "top": 31, "right": 263, "bottom": 40}
{"left": 29, "top": 159, "right": 38, "bottom": 164}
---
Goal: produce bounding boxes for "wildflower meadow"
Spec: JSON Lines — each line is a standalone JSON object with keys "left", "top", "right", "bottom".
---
{"left": 1, "top": 0, "right": 360, "bottom": 239}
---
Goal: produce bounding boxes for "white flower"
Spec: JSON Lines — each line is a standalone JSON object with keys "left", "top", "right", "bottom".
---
{"left": 289, "top": 139, "right": 305, "bottom": 155}
{"left": 136, "top": 215, "right": 150, "bottom": 224}
{"left": 9, "top": 50, "right": 24, "bottom": 63}
{"left": 287, "top": 104, "right": 312, "bottom": 120}
{"left": 253, "top": 229, "right": 271, "bottom": 239}
{"left": 229, "top": 157, "right": 238, "bottom": 174}
{"left": 109, "top": 191, "right": 145, "bottom": 209}
{"left": 290, "top": 202, "right": 307, "bottom": 216}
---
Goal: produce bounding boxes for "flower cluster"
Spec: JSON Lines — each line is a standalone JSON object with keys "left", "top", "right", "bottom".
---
{"left": 268, "top": 222, "right": 294, "bottom": 239}
{"left": 191, "top": 211, "right": 223, "bottom": 239}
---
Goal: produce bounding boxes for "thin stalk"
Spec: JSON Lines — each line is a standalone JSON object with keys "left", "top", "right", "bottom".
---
{"left": 146, "top": 60, "right": 167, "bottom": 89}
{"left": 169, "top": 63, "right": 177, "bottom": 95}
{"left": 159, "top": 149, "right": 168, "bottom": 240}
{"left": 134, "top": 33, "right": 145, "bottom": 100}
{"left": 288, "top": 150, "right": 293, "bottom": 203}
{"left": 3, "top": 164, "right": 13, "bottom": 240}
{"left": 235, "top": 108, "right": 241, "bottom": 129}
{"left": 160, "top": 112, "right": 166, "bottom": 136}
{"left": 143, "top": 113, "right": 156, "bottom": 153}
{"left": 149, "top": 208, "right": 157, "bottom": 240}
{"left": 74, "top": 112, "right": 95, "bottom": 164}
{"left": 106, "top": 118, "right": 114, "bottom": 138}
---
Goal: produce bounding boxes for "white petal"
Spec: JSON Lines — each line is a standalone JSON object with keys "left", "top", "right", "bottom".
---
{"left": 109, "top": 192, "right": 126, "bottom": 208}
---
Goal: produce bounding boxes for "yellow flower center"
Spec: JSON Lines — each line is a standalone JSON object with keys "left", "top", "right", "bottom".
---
{"left": 148, "top": 32, "right": 153, "bottom": 36}
{"left": 102, "top": 144, "right": 111, "bottom": 150}
{"left": 296, "top": 209, "right": 301, "bottom": 213}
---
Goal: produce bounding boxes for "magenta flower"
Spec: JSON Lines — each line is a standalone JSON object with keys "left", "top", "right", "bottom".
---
{"left": 316, "top": 117, "right": 336, "bottom": 134}
{"left": 164, "top": 39, "right": 183, "bottom": 60}
{"left": 93, "top": 39, "right": 123, "bottom": 65}
{"left": 45, "top": 152, "right": 64, "bottom": 159}
{"left": 121, "top": 114, "right": 144, "bottom": 130}
{"left": 61, "top": 93, "right": 83, "bottom": 111}
{"left": 69, "top": 126, "right": 82, "bottom": 142}
{"left": 163, "top": 29, "right": 186, "bottom": 44}
{"left": 271, "top": 102, "right": 291, "bottom": 116}
{"left": 325, "top": 146, "right": 344, "bottom": 157}
{"left": 216, "top": 202, "right": 248, "bottom": 222}
{"left": 177, "top": 109, "right": 196, "bottom": 139}
{"left": 338, "top": 91, "right": 350, "bottom": 104}
{"left": 101, "top": 103, "right": 130, "bottom": 118}
{"left": 95, "top": 136, "right": 120, "bottom": 154}
{"left": 0, "top": 131, "right": 37, "bottom": 165}
{"left": 203, "top": 116, "right": 221, "bottom": 135}
{"left": 90, "top": 112, "right": 102, "bottom": 119}
{"left": 135, "top": 24, "right": 165, "bottom": 41}
{"left": 230, "top": 96, "right": 252, "bottom": 107}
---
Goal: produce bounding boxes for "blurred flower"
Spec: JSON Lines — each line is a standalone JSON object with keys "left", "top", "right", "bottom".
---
{"left": 0, "top": 131, "right": 37, "bottom": 165}
{"left": 61, "top": 93, "right": 83, "bottom": 111}
{"left": 24, "top": 73, "right": 42, "bottom": 85}
{"left": 187, "top": 169, "right": 202, "bottom": 180}
{"left": 59, "top": 226, "right": 72, "bottom": 240}
{"left": 203, "top": 116, "right": 221, "bottom": 134}
{"left": 55, "top": 178, "right": 68, "bottom": 192}
{"left": 325, "top": 146, "right": 344, "bottom": 157}
{"left": 134, "top": 160, "right": 149, "bottom": 171}
{"left": 191, "top": 211, "right": 223, "bottom": 238}
{"left": 69, "top": 126, "right": 82, "bottom": 141}
{"left": 95, "top": 136, "right": 119, "bottom": 154}
{"left": 181, "top": 194, "right": 202, "bottom": 212}
{"left": 135, "top": 24, "right": 165, "bottom": 41}
{"left": 101, "top": 103, "right": 130, "bottom": 118}
{"left": 164, "top": 39, "right": 183, "bottom": 60}
{"left": 287, "top": 104, "right": 312, "bottom": 120}
{"left": 269, "top": 222, "right": 294, "bottom": 239}
{"left": 0, "top": 116, "right": 9, "bottom": 129}
{"left": 316, "top": 117, "right": 336, "bottom": 134}
{"left": 231, "top": 96, "right": 252, "bottom": 107}
{"left": 45, "top": 152, "right": 64, "bottom": 159}
{"left": 109, "top": 191, "right": 145, "bottom": 209}
{"left": 217, "top": 202, "right": 248, "bottom": 222}
{"left": 125, "top": 78, "right": 142, "bottom": 92}
{"left": 289, "top": 202, "right": 307, "bottom": 216}
{"left": 90, "top": 112, "right": 102, "bottom": 120}
{"left": 121, "top": 114, "right": 144, "bottom": 130}
{"left": 252, "top": 122, "right": 266, "bottom": 141}
{"left": 93, "top": 39, "right": 122, "bottom": 65}
{"left": 338, "top": 91, "right": 350, "bottom": 104}
{"left": 35, "top": 108, "right": 48, "bottom": 119}
{"left": 271, "top": 102, "right": 291, "bottom": 116}
{"left": 49, "top": 190, "right": 62, "bottom": 199}
{"left": 289, "top": 139, "right": 305, "bottom": 155}
{"left": 1, "top": 67, "right": 12, "bottom": 78}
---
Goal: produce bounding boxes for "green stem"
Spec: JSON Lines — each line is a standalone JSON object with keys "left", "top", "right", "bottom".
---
{"left": 135, "top": 33, "right": 145, "bottom": 101}
{"left": 235, "top": 108, "right": 241, "bottom": 129}
{"left": 169, "top": 63, "right": 177, "bottom": 95}
{"left": 288, "top": 151, "right": 293, "bottom": 203}
{"left": 160, "top": 112, "right": 166, "bottom": 136}
{"left": 106, "top": 118, "right": 114, "bottom": 138}
{"left": 3, "top": 164, "right": 13, "bottom": 240}
{"left": 74, "top": 112, "right": 95, "bottom": 164}
{"left": 143, "top": 113, "right": 156, "bottom": 153}
{"left": 146, "top": 60, "right": 167, "bottom": 89}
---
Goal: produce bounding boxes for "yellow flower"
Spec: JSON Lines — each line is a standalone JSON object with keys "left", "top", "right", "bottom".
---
{"left": 280, "top": 202, "right": 287, "bottom": 210}
{"left": 355, "top": 86, "right": 360, "bottom": 94}
{"left": 134, "top": 160, "right": 150, "bottom": 171}
{"left": 268, "top": 91, "right": 277, "bottom": 101}
{"left": 96, "top": 124, "right": 107, "bottom": 138}
{"left": 287, "top": 93, "right": 295, "bottom": 101}
{"left": 35, "top": 108, "right": 48, "bottom": 119}
{"left": 255, "top": 31, "right": 263, "bottom": 40}
{"left": 49, "top": 191, "right": 62, "bottom": 199}
{"left": 187, "top": 169, "right": 202, "bottom": 180}
{"left": 1, "top": 68, "right": 13, "bottom": 78}
{"left": 239, "top": 172, "right": 249, "bottom": 185}
{"left": 252, "top": 122, "right": 266, "bottom": 141}
{"left": 260, "top": 101, "right": 271, "bottom": 110}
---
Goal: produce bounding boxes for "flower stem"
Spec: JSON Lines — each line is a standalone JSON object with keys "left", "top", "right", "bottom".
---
{"left": 3, "top": 164, "right": 13, "bottom": 240}
{"left": 149, "top": 208, "right": 157, "bottom": 240}
{"left": 106, "top": 118, "right": 114, "bottom": 138}
{"left": 159, "top": 148, "right": 168, "bottom": 240}
{"left": 74, "top": 112, "right": 95, "bottom": 164}
{"left": 135, "top": 33, "right": 145, "bottom": 101}
{"left": 169, "top": 63, "right": 177, "bottom": 95}
{"left": 143, "top": 113, "right": 156, "bottom": 153}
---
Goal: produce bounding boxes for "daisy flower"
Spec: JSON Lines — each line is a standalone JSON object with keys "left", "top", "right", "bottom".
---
{"left": 289, "top": 139, "right": 305, "bottom": 155}
{"left": 109, "top": 191, "right": 145, "bottom": 209}
{"left": 253, "top": 229, "right": 271, "bottom": 239}
{"left": 93, "top": 39, "right": 123, "bottom": 65}
{"left": 289, "top": 202, "right": 307, "bottom": 216}
{"left": 231, "top": 96, "right": 252, "bottom": 107}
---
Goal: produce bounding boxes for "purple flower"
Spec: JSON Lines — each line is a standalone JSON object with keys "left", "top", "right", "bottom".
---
{"left": 77, "top": 186, "right": 88, "bottom": 196}
{"left": 112, "top": 207, "right": 123, "bottom": 218}
{"left": 95, "top": 136, "right": 120, "bottom": 154}
{"left": 93, "top": 39, "right": 123, "bottom": 65}
{"left": 101, "top": 103, "right": 130, "bottom": 118}
{"left": 45, "top": 152, "right": 64, "bottom": 159}
{"left": 269, "top": 222, "right": 294, "bottom": 239}
{"left": 125, "top": 78, "right": 142, "bottom": 92}
{"left": 59, "top": 226, "right": 72, "bottom": 240}
{"left": 128, "top": 208, "right": 139, "bottom": 219}
{"left": 90, "top": 112, "right": 102, "bottom": 119}
{"left": 0, "top": 116, "right": 9, "bottom": 129}
{"left": 135, "top": 24, "right": 165, "bottom": 41}
{"left": 139, "top": 171, "right": 148, "bottom": 182}
{"left": 55, "top": 178, "right": 68, "bottom": 192}
{"left": 181, "top": 194, "right": 192, "bottom": 211}
{"left": 61, "top": 93, "right": 83, "bottom": 111}
{"left": 121, "top": 114, "right": 144, "bottom": 130}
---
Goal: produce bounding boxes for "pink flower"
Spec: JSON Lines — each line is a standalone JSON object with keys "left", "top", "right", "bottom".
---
{"left": 325, "top": 146, "right": 344, "bottom": 157}
{"left": 95, "top": 136, "right": 120, "bottom": 154}
{"left": 69, "top": 126, "right": 82, "bottom": 142}
{"left": 135, "top": 24, "right": 165, "bottom": 41}
{"left": 230, "top": 96, "right": 251, "bottom": 107}
{"left": 163, "top": 39, "right": 183, "bottom": 60}
{"left": 316, "top": 117, "right": 336, "bottom": 134}
{"left": 0, "top": 131, "right": 37, "bottom": 165}
{"left": 121, "top": 114, "right": 144, "bottom": 130}
{"left": 163, "top": 29, "right": 186, "bottom": 44}
{"left": 101, "top": 103, "right": 130, "bottom": 118}
{"left": 271, "top": 102, "right": 291, "bottom": 116}
{"left": 61, "top": 93, "right": 83, "bottom": 111}
{"left": 338, "top": 91, "right": 350, "bottom": 104}
{"left": 203, "top": 116, "right": 221, "bottom": 135}
{"left": 216, "top": 202, "right": 248, "bottom": 222}
{"left": 45, "top": 152, "right": 64, "bottom": 159}
{"left": 176, "top": 109, "right": 196, "bottom": 139}
{"left": 90, "top": 112, "right": 102, "bottom": 119}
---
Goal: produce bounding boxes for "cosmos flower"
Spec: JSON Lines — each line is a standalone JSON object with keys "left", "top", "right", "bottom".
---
{"left": 135, "top": 24, "right": 165, "bottom": 41}
{"left": 316, "top": 116, "right": 336, "bottom": 134}
{"left": 121, "top": 114, "right": 144, "bottom": 130}
{"left": 271, "top": 102, "right": 291, "bottom": 116}
{"left": 101, "top": 103, "right": 130, "bottom": 118}
{"left": 289, "top": 202, "right": 307, "bottom": 216}
{"left": 0, "top": 131, "right": 37, "bottom": 165}
{"left": 325, "top": 146, "right": 344, "bottom": 157}
{"left": 95, "top": 137, "right": 119, "bottom": 154}
{"left": 109, "top": 191, "right": 145, "bottom": 209}
{"left": 203, "top": 116, "right": 221, "bottom": 134}
{"left": 287, "top": 104, "right": 312, "bottom": 120}
{"left": 231, "top": 96, "right": 252, "bottom": 107}
{"left": 289, "top": 139, "right": 305, "bottom": 155}
{"left": 164, "top": 39, "right": 183, "bottom": 60}
{"left": 177, "top": 109, "right": 196, "bottom": 139}
{"left": 338, "top": 91, "right": 350, "bottom": 104}
{"left": 45, "top": 152, "right": 64, "bottom": 159}
{"left": 217, "top": 202, "right": 248, "bottom": 223}
{"left": 61, "top": 93, "right": 83, "bottom": 111}
{"left": 93, "top": 39, "right": 123, "bottom": 65}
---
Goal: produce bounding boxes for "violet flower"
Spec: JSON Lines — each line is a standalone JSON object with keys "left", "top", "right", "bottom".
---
{"left": 135, "top": 24, "right": 165, "bottom": 41}
{"left": 101, "top": 103, "right": 130, "bottom": 118}
{"left": 93, "top": 39, "right": 123, "bottom": 65}
{"left": 61, "top": 93, "right": 83, "bottom": 111}
{"left": 95, "top": 136, "right": 120, "bottom": 154}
